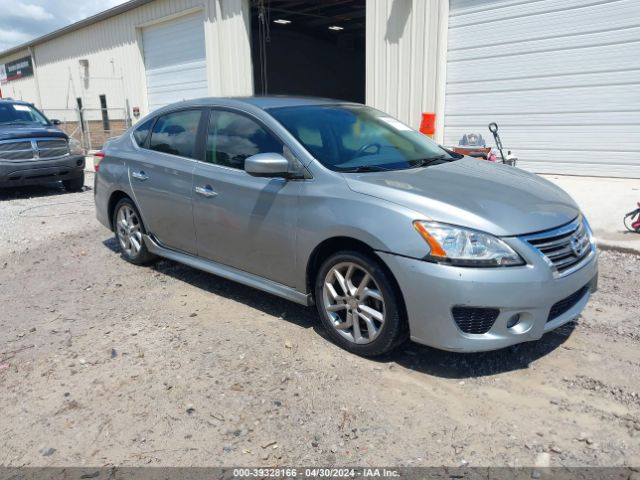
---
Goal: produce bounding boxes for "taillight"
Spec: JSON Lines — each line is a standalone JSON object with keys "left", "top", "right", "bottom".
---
{"left": 94, "top": 151, "right": 105, "bottom": 172}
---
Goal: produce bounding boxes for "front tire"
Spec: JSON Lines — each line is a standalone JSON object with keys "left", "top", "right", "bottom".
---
{"left": 314, "top": 250, "right": 407, "bottom": 356}
{"left": 112, "top": 198, "right": 156, "bottom": 265}
{"left": 63, "top": 172, "right": 84, "bottom": 192}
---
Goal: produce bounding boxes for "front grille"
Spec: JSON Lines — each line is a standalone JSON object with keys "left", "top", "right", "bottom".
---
{"left": 36, "top": 139, "right": 69, "bottom": 158}
{"left": 0, "top": 140, "right": 33, "bottom": 160}
{"left": 452, "top": 306, "right": 499, "bottom": 334}
{"left": 524, "top": 218, "right": 592, "bottom": 276}
{"left": 547, "top": 285, "right": 590, "bottom": 322}
{"left": 0, "top": 138, "right": 69, "bottom": 161}
{"left": 0, "top": 141, "right": 31, "bottom": 152}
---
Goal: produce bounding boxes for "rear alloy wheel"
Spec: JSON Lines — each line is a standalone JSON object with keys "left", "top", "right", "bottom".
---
{"left": 315, "top": 251, "right": 407, "bottom": 356}
{"left": 113, "top": 198, "right": 156, "bottom": 265}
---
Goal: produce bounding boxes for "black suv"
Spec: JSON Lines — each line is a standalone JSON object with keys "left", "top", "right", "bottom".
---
{"left": 0, "top": 99, "right": 85, "bottom": 191}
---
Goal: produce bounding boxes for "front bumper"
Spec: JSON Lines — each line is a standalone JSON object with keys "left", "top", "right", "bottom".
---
{"left": 0, "top": 155, "right": 85, "bottom": 187}
{"left": 377, "top": 241, "right": 598, "bottom": 352}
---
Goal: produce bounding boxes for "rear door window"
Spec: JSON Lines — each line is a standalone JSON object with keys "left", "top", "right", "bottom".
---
{"left": 149, "top": 110, "right": 202, "bottom": 159}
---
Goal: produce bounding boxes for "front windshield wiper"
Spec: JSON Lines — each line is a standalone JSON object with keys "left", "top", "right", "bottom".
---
{"left": 338, "top": 154, "right": 455, "bottom": 173}
{"left": 409, "top": 155, "right": 450, "bottom": 168}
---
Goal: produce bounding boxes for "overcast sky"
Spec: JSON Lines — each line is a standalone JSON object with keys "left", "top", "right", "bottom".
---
{"left": 0, "top": 0, "right": 129, "bottom": 52}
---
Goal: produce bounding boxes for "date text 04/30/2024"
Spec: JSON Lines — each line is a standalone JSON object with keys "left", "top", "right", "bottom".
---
{"left": 232, "top": 468, "right": 400, "bottom": 478}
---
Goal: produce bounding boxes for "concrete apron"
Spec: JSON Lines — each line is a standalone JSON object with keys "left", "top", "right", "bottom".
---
{"left": 543, "top": 175, "right": 640, "bottom": 255}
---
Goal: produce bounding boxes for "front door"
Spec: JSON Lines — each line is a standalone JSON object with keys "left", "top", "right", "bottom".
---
{"left": 192, "top": 109, "right": 301, "bottom": 287}
{"left": 128, "top": 108, "right": 205, "bottom": 254}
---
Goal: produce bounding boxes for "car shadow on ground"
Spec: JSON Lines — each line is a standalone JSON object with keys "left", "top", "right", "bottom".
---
{"left": 375, "top": 322, "right": 575, "bottom": 379}
{"left": 102, "top": 237, "right": 575, "bottom": 379}
{"left": 0, "top": 183, "right": 91, "bottom": 200}
{"left": 102, "top": 237, "right": 317, "bottom": 330}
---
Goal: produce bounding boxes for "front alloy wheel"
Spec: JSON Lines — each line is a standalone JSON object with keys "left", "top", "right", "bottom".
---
{"left": 315, "top": 251, "right": 407, "bottom": 356}
{"left": 323, "top": 262, "right": 386, "bottom": 344}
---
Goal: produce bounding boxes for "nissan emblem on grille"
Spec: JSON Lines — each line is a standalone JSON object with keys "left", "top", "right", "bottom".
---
{"left": 523, "top": 217, "right": 592, "bottom": 277}
{"left": 570, "top": 234, "right": 583, "bottom": 257}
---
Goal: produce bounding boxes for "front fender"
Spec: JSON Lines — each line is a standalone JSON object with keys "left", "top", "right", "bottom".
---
{"left": 294, "top": 179, "right": 431, "bottom": 292}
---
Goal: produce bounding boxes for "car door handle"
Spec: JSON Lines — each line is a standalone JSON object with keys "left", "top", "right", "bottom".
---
{"left": 195, "top": 185, "right": 218, "bottom": 198}
{"left": 132, "top": 171, "right": 149, "bottom": 181}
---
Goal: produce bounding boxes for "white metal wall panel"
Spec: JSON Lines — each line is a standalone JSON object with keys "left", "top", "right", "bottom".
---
{"left": 366, "top": 0, "right": 448, "bottom": 133}
{"left": 142, "top": 12, "right": 208, "bottom": 111}
{"left": 445, "top": 0, "right": 640, "bottom": 178}
{"left": 0, "top": 75, "right": 38, "bottom": 104}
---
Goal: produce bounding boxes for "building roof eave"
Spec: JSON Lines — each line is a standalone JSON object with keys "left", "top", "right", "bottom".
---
{"left": 0, "top": 0, "right": 155, "bottom": 60}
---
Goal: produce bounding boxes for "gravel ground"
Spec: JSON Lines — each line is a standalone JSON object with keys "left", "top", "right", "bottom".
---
{"left": 1, "top": 173, "right": 639, "bottom": 468}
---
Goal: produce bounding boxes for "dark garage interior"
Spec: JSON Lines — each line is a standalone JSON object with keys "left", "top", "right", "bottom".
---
{"left": 250, "top": 0, "right": 366, "bottom": 103}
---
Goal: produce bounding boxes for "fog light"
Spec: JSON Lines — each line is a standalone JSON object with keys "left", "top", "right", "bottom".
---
{"left": 507, "top": 314, "right": 521, "bottom": 329}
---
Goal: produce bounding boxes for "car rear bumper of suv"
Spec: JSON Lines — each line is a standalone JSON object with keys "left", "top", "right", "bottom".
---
{"left": 377, "top": 229, "right": 598, "bottom": 352}
{"left": 0, "top": 155, "right": 85, "bottom": 187}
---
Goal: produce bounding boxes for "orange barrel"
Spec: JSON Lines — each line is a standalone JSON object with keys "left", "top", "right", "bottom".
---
{"left": 419, "top": 112, "right": 436, "bottom": 138}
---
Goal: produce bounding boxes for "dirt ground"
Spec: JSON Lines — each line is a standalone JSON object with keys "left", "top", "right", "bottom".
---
{"left": 1, "top": 173, "right": 639, "bottom": 468}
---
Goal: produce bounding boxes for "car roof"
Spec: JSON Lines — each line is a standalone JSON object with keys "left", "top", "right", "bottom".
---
{"left": 232, "top": 96, "right": 359, "bottom": 109}
{"left": 177, "top": 96, "right": 360, "bottom": 111}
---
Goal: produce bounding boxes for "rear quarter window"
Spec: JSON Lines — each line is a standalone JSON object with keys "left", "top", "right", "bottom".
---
{"left": 132, "top": 118, "right": 154, "bottom": 147}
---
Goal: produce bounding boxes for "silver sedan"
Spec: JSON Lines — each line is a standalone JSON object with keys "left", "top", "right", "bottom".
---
{"left": 94, "top": 97, "right": 598, "bottom": 356}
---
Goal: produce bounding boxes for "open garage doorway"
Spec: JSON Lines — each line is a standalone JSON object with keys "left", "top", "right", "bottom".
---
{"left": 251, "top": 0, "right": 366, "bottom": 103}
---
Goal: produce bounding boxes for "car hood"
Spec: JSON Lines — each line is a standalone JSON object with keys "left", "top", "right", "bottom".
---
{"left": 343, "top": 158, "right": 580, "bottom": 236}
{"left": 0, "top": 125, "right": 66, "bottom": 141}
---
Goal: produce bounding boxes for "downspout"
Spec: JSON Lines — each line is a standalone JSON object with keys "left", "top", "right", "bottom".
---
{"left": 28, "top": 46, "right": 43, "bottom": 109}
{"left": 433, "top": 0, "right": 449, "bottom": 145}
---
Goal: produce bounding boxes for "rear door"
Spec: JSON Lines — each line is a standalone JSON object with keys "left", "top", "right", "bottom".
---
{"left": 192, "top": 108, "right": 301, "bottom": 286}
{"left": 128, "top": 108, "right": 206, "bottom": 254}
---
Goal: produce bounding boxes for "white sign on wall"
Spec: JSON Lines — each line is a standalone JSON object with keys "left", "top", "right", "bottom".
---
{"left": 0, "top": 64, "right": 7, "bottom": 84}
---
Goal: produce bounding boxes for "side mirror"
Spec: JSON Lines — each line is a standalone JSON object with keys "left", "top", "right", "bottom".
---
{"left": 245, "top": 153, "right": 290, "bottom": 178}
{"left": 50, "top": 119, "right": 62, "bottom": 126}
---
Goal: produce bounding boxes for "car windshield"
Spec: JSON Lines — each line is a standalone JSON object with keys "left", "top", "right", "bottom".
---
{"left": 268, "top": 104, "right": 459, "bottom": 172}
{"left": 0, "top": 102, "right": 50, "bottom": 126}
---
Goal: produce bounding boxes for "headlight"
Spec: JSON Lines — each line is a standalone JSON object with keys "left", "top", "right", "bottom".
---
{"left": 582, "top": 215, "right": 597, "bottom": 247}
{"left": 413, "top": 221, "right": 525, "bottom": 267}
{"left": 69, "top": 137, "right": 84, "bottom": 156}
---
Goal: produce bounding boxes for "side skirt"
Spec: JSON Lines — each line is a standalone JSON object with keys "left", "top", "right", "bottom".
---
{"left": 143, "top": 234, "right": 312, "bottom": 307}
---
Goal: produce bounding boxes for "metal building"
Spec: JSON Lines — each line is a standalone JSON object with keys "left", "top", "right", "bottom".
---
{"left": 0, "top": 0, "right": 638, "bottom": 177}
{"left": 442, "top": 0, "right": 640, "bottom": 178}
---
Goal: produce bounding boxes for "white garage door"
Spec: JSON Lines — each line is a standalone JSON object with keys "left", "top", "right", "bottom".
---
{"left": 444, "top": 0, "right": 640, "bottom": 178}
{"left": 142, "top": 12, "right": 208, "bottom": 112}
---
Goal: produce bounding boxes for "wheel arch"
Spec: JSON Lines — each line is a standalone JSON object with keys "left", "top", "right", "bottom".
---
{"left": 107, "top": 190, "right": 133, "bottom": 231}
{"left": 305, "top": 236, "right": 407, "bottom": 314}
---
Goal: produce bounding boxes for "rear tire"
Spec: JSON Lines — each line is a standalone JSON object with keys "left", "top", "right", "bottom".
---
{"left": 112, "top": 198, "right": 156, "bottom": 265}
{"left": 314, "top": 250, "right": 407, "bottom": 356}
{"left": 63, "top": 172, "right": 84, "bottom": 192}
